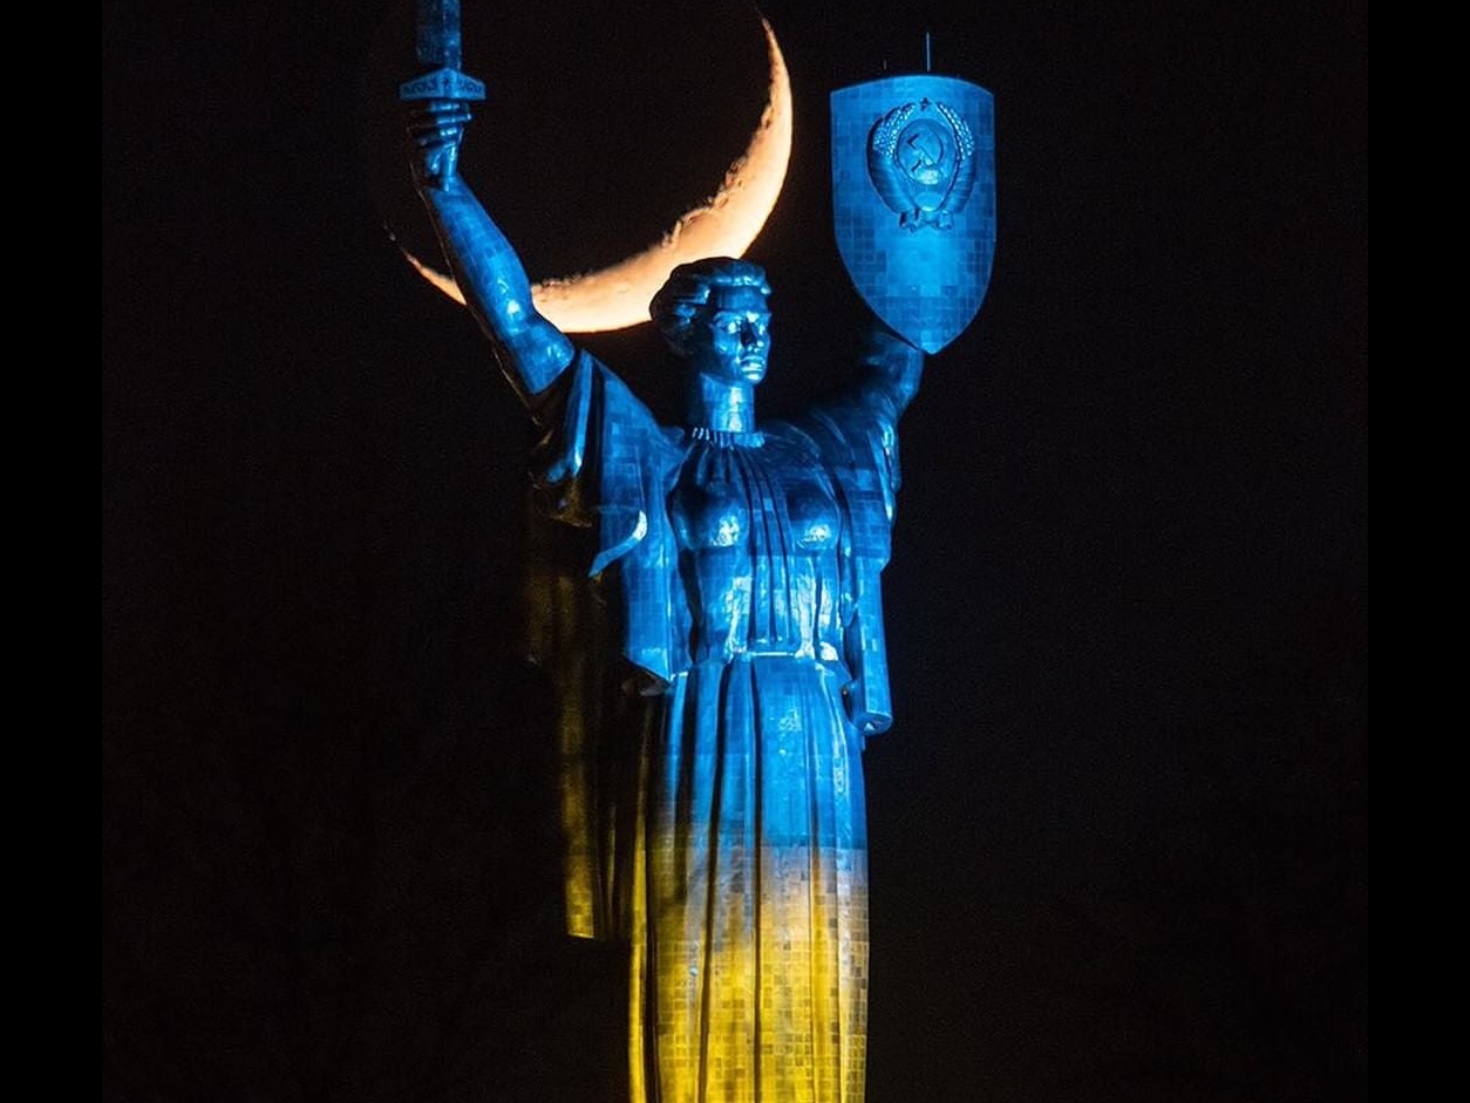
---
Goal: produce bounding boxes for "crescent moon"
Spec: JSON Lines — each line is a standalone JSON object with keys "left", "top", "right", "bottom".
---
{"left": 405, "top": 17, "right": 792, "bottom": 333}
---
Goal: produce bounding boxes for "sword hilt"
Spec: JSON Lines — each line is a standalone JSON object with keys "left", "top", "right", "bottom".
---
{"left": 399, "top": 67, "right": 486, "bottom": 102}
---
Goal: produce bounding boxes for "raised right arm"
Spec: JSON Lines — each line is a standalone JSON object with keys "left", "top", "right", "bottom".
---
{"left": 405, "top": 101, "right": 574, "bottom": 406}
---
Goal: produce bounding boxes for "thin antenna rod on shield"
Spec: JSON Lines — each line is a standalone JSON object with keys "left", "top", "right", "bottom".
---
{"left": 925, "top": 31, "right": 932, "bottom": 72}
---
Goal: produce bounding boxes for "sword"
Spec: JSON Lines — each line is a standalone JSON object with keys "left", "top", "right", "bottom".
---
{"left": 399, "top": 0, "right": 486, "bottom": 102}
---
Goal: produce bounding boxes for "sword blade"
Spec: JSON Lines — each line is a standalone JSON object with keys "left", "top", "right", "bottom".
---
{"left": 415, "top": 0, "right": 463, "bottom": 71}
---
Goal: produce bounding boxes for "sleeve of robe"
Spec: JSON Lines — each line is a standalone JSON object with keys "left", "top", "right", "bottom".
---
{"left": 785, "top": 330, "right": 917, "bottom": 740}
{"left": 522, "top": 348, "right": 682, "bottom": 941}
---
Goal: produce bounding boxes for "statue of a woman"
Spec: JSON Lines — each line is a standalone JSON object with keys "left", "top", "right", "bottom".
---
{"left": 407, "top": 99, "right": 924, "bottom": 1103}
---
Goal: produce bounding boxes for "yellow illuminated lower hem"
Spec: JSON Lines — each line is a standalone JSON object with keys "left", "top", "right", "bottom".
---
{"left": 630, "top": 841, "right": 869, "bottom": 1103}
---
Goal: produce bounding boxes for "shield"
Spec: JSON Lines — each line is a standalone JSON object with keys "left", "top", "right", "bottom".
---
{"left": 831, "top": 74, "right": 995, "bottom": 354}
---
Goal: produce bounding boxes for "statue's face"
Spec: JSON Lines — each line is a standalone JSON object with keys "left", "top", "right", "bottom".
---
{"left": 687, "top": 286, "right": 772, "bottom": 385}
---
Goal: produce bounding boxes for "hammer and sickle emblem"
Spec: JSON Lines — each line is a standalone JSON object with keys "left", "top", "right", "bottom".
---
{"left": 867, "top": 98, "right": 978, "bottom": 231}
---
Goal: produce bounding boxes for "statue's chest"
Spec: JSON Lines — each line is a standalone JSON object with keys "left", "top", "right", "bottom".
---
{"left": 669, "top": 441, "right": 840, "bottom": 556}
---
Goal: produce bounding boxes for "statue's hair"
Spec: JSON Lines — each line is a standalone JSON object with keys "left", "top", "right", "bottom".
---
{"left": 649, "top": 257, "right": 772, "bottom": 352}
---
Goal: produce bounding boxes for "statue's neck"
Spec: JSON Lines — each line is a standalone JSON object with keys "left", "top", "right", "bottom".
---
{"left": 686, "top": 374, "right": 757, "bottom": 434}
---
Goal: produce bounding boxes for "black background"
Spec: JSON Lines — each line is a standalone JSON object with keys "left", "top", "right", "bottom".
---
{"left": 103, "top": 1, "right": 1368, "bottom": 1100}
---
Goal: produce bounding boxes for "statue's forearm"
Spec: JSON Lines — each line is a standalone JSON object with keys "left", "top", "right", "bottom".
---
{"left": 419, "top": 176, "right": 574, "bottom": 403}
{"left": 855, "top": 319, "right": 925, "bottom": 416}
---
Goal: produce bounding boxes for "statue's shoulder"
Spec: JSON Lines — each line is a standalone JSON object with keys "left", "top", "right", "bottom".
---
{"left": 761, "top": 418, "right": 823, "bottom": 458}
{"left": 561, "top": 348, "right": 681, "bottom": 449}
{"left": 772, "top": 398, "right": 887, "bottom": 466}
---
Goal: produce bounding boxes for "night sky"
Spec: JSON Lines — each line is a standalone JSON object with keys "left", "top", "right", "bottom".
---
{"left": 103, "top": 2, "right": 1367, "bottom": 1101}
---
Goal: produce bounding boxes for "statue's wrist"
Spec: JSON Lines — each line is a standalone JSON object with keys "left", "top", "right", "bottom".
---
{"left": 416, "top": 169, "right": 465, "bottom": 197}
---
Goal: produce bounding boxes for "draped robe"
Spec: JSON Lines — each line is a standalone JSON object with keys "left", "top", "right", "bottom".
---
{"left": 525, "top": 349, "right": 906, "bottom": 1103}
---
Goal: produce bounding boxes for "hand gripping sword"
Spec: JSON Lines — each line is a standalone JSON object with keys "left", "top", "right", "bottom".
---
{"left": 399, "top": 0, "right": 486, "bottom": 102}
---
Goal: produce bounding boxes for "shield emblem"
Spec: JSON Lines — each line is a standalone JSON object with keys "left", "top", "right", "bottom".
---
{"left": 831, "top": 74, "right": 995, "bottom": 353}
